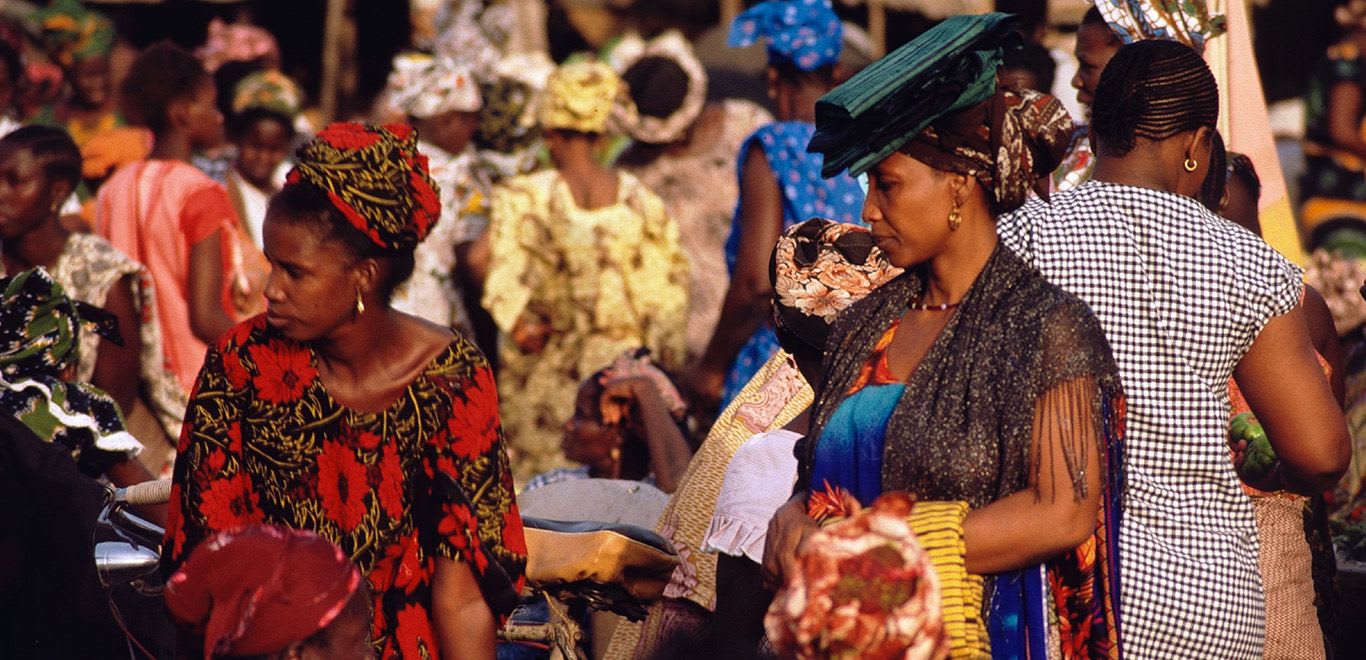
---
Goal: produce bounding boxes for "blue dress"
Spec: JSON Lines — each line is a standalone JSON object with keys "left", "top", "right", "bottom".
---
{"left": 720, "top": 121, "right": 865, "bottom": 405}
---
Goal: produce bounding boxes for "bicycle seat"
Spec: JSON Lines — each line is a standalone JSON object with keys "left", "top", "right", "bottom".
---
{"left": 521, "top": 516, "right": 680, "bottom": 606}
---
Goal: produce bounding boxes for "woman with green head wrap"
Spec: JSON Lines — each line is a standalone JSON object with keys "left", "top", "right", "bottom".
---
{"left": 31, "top": 0, "right": 121, "bottom": 149}
{"left": 763, "top": 14, "right": 1124, "bottom": 657}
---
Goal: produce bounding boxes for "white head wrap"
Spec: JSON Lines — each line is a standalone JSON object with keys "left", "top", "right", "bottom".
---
{"left": 384, "top": 52, "right": 483, "bottom": 119}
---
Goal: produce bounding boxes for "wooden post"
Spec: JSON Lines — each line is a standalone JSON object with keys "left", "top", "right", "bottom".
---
{"left": 320, "top": 0, "right": 347, "bottom": 122}
{"left": 721, "top": 0, "right": 743, "bottom": 28}
{"left": 868, "top": 0, "right": 886, "bottom": 58}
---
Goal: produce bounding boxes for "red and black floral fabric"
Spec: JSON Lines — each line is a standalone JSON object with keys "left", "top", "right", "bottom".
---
{"left": 163, "top": 315, "right": 527, "bottom": 659}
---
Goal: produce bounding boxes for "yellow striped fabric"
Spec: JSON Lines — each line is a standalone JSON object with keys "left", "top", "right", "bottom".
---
{"left": 907, "top": 500, "right": 988, "bottom": 659}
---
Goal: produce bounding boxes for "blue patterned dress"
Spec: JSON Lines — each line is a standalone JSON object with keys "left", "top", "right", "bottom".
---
{"left": 721, "top": 121, "right": 864, "bottom": 404}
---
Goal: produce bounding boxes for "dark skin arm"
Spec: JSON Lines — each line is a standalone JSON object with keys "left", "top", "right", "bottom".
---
{"left": 1302, "top": 285, "right": 1345, "bottom": 406}
{"left": 689, "top": 144, "right": 784, "bottom": 411}
{"left": 1327, "top": 81, "right": 1366, "bottom": 159}
{"left": 431, "top": 557, "right": 495, "bottom": 660}
{"left": 1233, "top": 307, "right": 1351, "bottom": 494}
{"left": 601, "top": 374, "right": 693, "bottom": 494}
{"left": 187, "top": 230, "right": 235, "bottom": 344}
{"left": 91, "top": 274, "right": 141, "bottom": 419}
{"left": 456, "top": 237, "right": 491, "bottom": 289}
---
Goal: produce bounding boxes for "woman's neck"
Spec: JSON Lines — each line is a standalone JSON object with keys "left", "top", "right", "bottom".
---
{"left": 148, "top": 131, "right": 195, "bottom": 162}
{"left": 2, "top": 217, "right": 69, "bottom": 272}
{"left": 312, "top": 307, "right": 402, "bottom": 379}
{"left": 921, "top": 211, "right": 999, "bottom": 306}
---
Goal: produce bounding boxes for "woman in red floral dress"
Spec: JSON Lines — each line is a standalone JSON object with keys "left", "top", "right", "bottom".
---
{"left": 163, "top": 123, "right": 526, "bottom": 660}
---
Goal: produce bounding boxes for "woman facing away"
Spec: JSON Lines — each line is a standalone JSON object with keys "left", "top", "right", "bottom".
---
{"left": 164, "top": 123, "right": 527, "bottom": 660}
{"left": 998, "top": 39, "right": 1350, "bottom": 657}
{"left": 481, "top": 60, "right": 689, "bottom": 482}
{"left": 0, "top": 126, "right": 184, "bottom": 474}
{"left": 765, "top": 13, "right": 1123, "bottom": 657}
{"left": 615, "top": 31, "right": 773, "bottom": 364}
{"left": 688, "top": 0, "right": 865, "bottom": 414}
{"left": 96, "top": 41, "right": 260, "bottom": 391}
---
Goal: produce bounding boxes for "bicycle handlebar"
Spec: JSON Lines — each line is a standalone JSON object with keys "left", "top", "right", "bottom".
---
{"left": 118, "top": 479, "right": 172, "bottom": 506}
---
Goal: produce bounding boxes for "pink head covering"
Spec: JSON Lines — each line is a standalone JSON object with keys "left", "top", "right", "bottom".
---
{"left": 196, "top": 18, "right": 280, "bottom": 72}
{"left": 164, "top": 524, "right": 364, "bottom": 658}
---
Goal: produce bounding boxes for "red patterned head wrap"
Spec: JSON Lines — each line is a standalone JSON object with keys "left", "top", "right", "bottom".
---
{"left": 164, "top": 524, "right": 364, "bottom": 659}
{"left": 286, "top": 122, "right": 441, "bottom": 251}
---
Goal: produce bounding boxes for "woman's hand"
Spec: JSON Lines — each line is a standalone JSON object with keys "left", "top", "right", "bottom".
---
{"left": 510, "top": 315, "right": 552, "bottom": 354}
{"left": 761, "top": 494, "right": 816, "bottom": 590}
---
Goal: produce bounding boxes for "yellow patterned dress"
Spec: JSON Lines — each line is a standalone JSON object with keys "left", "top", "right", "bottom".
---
{"left": 483, "top": 169, "right": 688, "bottom": 480}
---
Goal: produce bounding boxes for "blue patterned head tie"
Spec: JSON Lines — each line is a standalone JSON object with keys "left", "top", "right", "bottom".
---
{"left": 728, "top": 0, "right": 842, "bottom": 72}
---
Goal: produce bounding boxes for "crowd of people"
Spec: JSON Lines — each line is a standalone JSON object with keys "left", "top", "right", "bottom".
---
{"left": 1, "top": 0, "right": 1362, "bottom": 658}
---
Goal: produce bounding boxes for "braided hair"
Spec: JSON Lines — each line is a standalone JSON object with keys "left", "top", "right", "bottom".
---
{"left": 1090, "top": 39, "right": 1218, "bottom": 157}
{"left": 1199, "top": 130, "right": 1227, "bottom": 212}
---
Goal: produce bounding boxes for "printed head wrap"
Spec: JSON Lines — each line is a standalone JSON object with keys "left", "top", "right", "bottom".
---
{"left": 808, "top": 12, "right": 1020, "bottom": 178}
{"left": 165, "top": 524, "right": 363, "bottom": 659}
{"left": 766, "top": 491, "right": 947, "bottom": 660}
{"left": 32, "top": 0, "right": 115, "bottom": 68}
{"left": 0, "top": 268, "right": 140, "bottom": 458}
{"left": 196, "top": 18, "right": 280, "bottom": 73}
{"left": 286, "top": 122, "right": 442, "bottom": 251}
{"left": 615, "top": 30, "right": 708, "bottom": 145}
{"left": 538, "top": 60, "right": 637, "bottom": 135}
{"left": 232, "top": 69, "right": 303, "bottom": 117}
{"left": 384, "top": 52, "right": 482, "bottom": 119}
{"left": 900, "top": 88, "right": 1073, "bottom": 213}
{"left": 728, "top": 0, "right": 842, "bottom": 72}
{"left": 1095, "top": 0, "right": 1226, "bottom": 54}
{"left": 771, "top": 219, "right": 903, "bottom": 353}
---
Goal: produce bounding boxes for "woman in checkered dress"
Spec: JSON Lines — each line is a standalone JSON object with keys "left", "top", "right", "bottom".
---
{"left": 999, "top": 40, "right": 1350, "bottom": 658}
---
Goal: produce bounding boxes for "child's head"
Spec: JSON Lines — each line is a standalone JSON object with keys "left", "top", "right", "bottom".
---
{"left": 998, "top": 41, "right": 1056, "bottom": 94}
{"left": 121, "top": 41, "right": 222, "bottom": 148}
{"left": 1222, "top": 152, "right": 1262, "bottom": 236}
{"left": 230, "top": 108, "right": 294, "bottom": 191}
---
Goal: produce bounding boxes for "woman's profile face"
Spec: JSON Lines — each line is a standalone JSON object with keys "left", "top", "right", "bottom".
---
{"left": 1072, "top": 23, "right": 1120, "bottom": 108}
{"left": 261, "top": 213, "right": 361, "bottom": 342}
{"left": 0, "top": 145, "right": 59, "bottom": 240}
{"left": 862, "top": 152, "right": 957, "bottom": 269}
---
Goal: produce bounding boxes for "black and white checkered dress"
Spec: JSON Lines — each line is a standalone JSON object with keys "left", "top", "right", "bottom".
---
{"left": 999, "top": 180, "right": 1302, "bottom": 658}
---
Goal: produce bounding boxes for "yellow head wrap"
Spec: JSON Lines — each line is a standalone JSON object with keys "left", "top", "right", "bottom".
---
{"left": 537, "top": 60, "right": 636, "bottom": 134}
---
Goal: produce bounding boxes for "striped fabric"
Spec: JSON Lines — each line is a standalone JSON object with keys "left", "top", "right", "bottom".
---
{"left": 907, "top": 500, "right": 987, "bottom": 658}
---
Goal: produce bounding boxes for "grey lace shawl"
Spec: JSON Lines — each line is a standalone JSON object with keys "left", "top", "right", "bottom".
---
{"left": 795, "top": 244, "right": 1125, "bottom": 508}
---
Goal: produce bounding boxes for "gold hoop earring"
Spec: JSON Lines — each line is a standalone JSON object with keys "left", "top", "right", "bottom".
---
{"left": 354, "top": 288, "right": 365, "bottom": 316}
{"left": 948, "top": 202, "right": 962, "bottom": 231}
{"left": 1183, "top": 157, "right": 1198, "bottom": 173}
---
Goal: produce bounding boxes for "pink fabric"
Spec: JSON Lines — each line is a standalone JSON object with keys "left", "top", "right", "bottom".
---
{"left": 96, "top": 160, "right": 242, "bottom": 390}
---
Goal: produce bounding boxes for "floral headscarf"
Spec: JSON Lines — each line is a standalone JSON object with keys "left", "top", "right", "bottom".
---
{"left": 165, "top": 524, "right": 363, "bottom": 659}
{"left": 538, "top": 60, "right": 636, "bottom": 135}
{"left": 1095, "top": 0, "right": 1227, "bottom": 54}
{"left": 771, "top": 218, "right": 903, "bottom": 352}
{"left": 728, "top": 0, "right": 842, "bottom": 72}
{"left": 286, "top": 123, "right": 442, "bottom": 251}
{"left": 231, "top": 69, "right": 303, "bottom": 117}
{"left": 384, "top": 52, "right": 482, "bottom": 119}
{"left": 196, "top": 18, "right": 280, "bottom": 73}
{"left": 32, "top": 0, "right": 115, "bottom": 68}
{"left": 766, "top": 491, "right": 948, "bottom": 660}
{"left": 901, "top": 88, "right": 1074, "bottom": 213}
{"left": 0, "top": 268, "right": 140, "bottom": 459}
